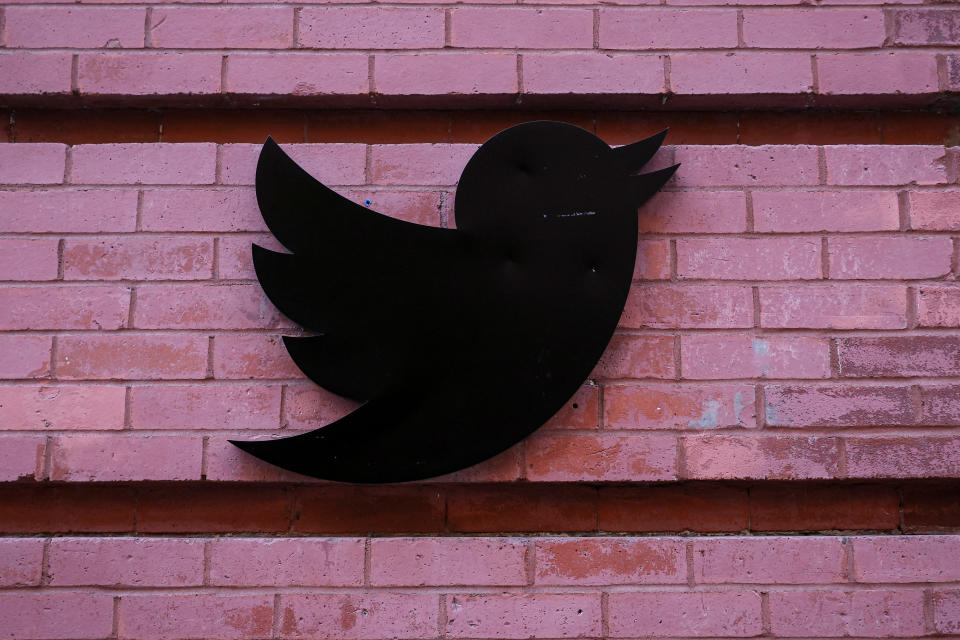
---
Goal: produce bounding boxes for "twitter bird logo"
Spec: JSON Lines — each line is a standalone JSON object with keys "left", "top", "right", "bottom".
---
{"left": 231, "top": 121, "right": 678, "bottom": 483}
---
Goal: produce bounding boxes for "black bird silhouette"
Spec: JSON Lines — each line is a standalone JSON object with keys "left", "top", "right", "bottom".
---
{"left": 231, "top": 121, "right": 677, "bottom": 483}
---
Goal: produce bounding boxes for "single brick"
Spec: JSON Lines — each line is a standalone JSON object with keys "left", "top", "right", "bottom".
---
{"left": 525, "top": 434, "right": 677, "bottom": 481}
{"left": 0, "top": 594, "right": 113, "bottom": 640}
{"left": 622, "top": 284, "right": 754, "bottom": 329}
{"left": 0, "top": 143, "right": 66, "bottom": 184}
{"left": 445, "top": 593, "right": 601, "bottom": 639}
{"left": 210, "top": 538, "right": 364, "bottom": 586}
{"left": 293, "top": 485, "right": 444, "bottom": 534}
{"left": 918, "top": 286, "right": 960, "bottom": 327}
{"left": 536, "top": 537, "right": 685, "bottom": 585}
{"left": 447, "top": 484, "right": 598, "bottom": 533}
{"left": 218, "top": 234, "right": 288, "bottom": 280}
{"left": 370, "top": 143, "right": 477, "bottom": 186}
{"left": 141, "top": 188, "right": 262, "bottom": 232}
{"left": 764, "top": 384, "right": 914, "bottom": 427}
{"left": 0, "top": 335, "right": 51, "bottom": 379}
{"left": 751, "top": 483, "right": 900, "bottom": 531}
{"left": 891, "top": 8, "right": 960, "bottom": 45}
{"left": 634, "top": 238, "right": 671, "bottom": 280}
{"left": 694, "top": 536, "right": 846, "bottom": 583}
{"left": 48, "top": 538, "right": 204, "bottom": 587}
{"left": 205, "top": 435, "right": 316, "bottom": 483}
{"left": 226, "top": 54, "right": 369, "bottom": 96}
{"left": 0, "top": 539, "right": 43, "bottom": 586}
{"left": 56, "top": 335, "right": 208, "bottom": 380}
{"left": 283, "top": 384, "right": 358, "bottom": 429}
{"left": 431, "top": 445, "right": 525, "bottom": 484}
{"left": 948, "top": 55, "right": 960, "bottom": 91}
{"left": 450, "top": 8, "right": 592, "bottom": 48}
{"left": 910, "top": 191, "right": 960, "bottom": 230}
{"left": 608, "top": 592, "right": 762, "bottom": 637}
{"left": 671, "top": 53, "right": 813, "bottom": 94}
{"left": 671, "top": 145, "right": 819, "bottom": 186}
{"left": 753, "top": 190, "right": 900, "bottom": 232}
{"left": 138, "top": 485, "right": 289, "bottom": 533}
{"left": 923, "top": 385, "right": 960, "bottom": 424}
{"left": 770, "top": 590, "right": 925, "bottom": 637}
{"left": 0, "top": 385, "right": 125, "bottom": 430}
{"left": 934, "top": 590, "right": 960, "bottom": 634}
{"left": 78, "top": 53, "right": 221, "bottom": 96}
{"left": 677, "top": 237, "right": 821, "bottom": 280}
{"left": 0, "top": 52, "right": 71, "bottom": 95}
{"left": 371, "top": 538, "right": 527, "bottom": 586}
{"left": 63, "top": 237, "right": 214, "bottom": 280}
{"left": 0, "top": 189, "right": 138, "bottom": 233}
{"left": 119, "top": 594, "right": 274, "bottom": 640}
{"left": 684, "top": 435, "right": 842, "bottom": 480}
{"left": 592, "top": 334, "right": 675, "bottom": 380}
{"left": 220, "top": 143, "right": 366, "bottom": 186}
{"left": 523, "top": 53, "right": 665, "bottom": 95}
{"left": 743, "top": 9, "right": 884, "bottom": 48}
{"left": 214, "top": 334, "right": 304, "bottom": 379}
{"left": 600, "top": 9, "right": 737, "bottom": 49}
{"left": 0, "top": 485, "right": 136, "bottom": 534}
{"left": 280, "top": 594, "right": 437, "bottom": 639}
{"left": 50, "top": 435, "right": 203, "bottom": 481}
{"left": 130, "top": 384, "right": 282, "bottom": 429}
{"left": 598, "top": 484, "right": 749, "bottom": 532}
{"left": 839, "top": 336, "right": 960, "bottom": 377}
{"left": 300, "top": 7, "right": 443, "bottom": 48}
{"left": 375, "top": 53, "right": 518, "bottom": 96}
{"left": 902, "top": 483, "right": 960, "bottom": 533}
{"left": 0, "top": 437, "right": 45, "bottom": 481}
{"left": 71, "top": 143, "right": 217, "bottom": 185}
{"left": 759, "top": 284, "right": 907, "bottom": 329}
{"left": 151, "top": 7, "right": 293, "bottom": 48}
{"left": 638, "top": 190, "right": 747, "bottom": 233}
{"left": 0, "top": 285, "right": 130, "bottom": 330}
{"left": 604, "top": 382, "right": 754, "bottom": 429}
{"left": 819, "top": 53, "right": 939, "bottom": 95}
{"left": 5, "top": 7, "right": 145, "bottom": 48}
{"left": 0, "top": 238, "right": 58, "bottom": 281}
{"left": 340, "top": 189, "right": 446, "bottom": 227}
{"left": 682, "top": 335, "right": 830, "bottom": 379}
{"left": 826, "top": 145, "right": 947, "bottom": 186}
{"left": 853, "top": 536, "right": 960, "bottom": 582}
{"left": 846, "top": 436, "right": 960, "bottom": 478}
{"left": 133, "top": 283, "right": 291, "bottom": 330}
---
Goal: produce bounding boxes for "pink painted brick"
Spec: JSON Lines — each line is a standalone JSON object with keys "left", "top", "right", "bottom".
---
{"left": 57, "top": 335, "right": 207, "bottom": 380}
{"left": 678, "top": 237, "right": 821, "bottom": 280}
{"left": 280, "top": 593, "right": 437, "bottom": 640}
{"left": 0, "top": 52, "right": 72, "bottom": 95}
{"left": 205, "top": 435, "right": 314, "bottom": 482}
{"left": 77, "top": 53, "right": 221, "bottom": 96}
{"left": 226, "top": 54, "right": 368, "bottom": 96}
{"left": 0, "top": 336, "right": 51, "bottom": 379}
{"left": 910, "top": 191, "right": 960, "bottom": 230}
{"left": 743, "top": 9, "right": 884, "bottom": 48}
{"left": 371, "top": 538, "right": 526, "bottom": 586}
{"left": 50, "top": 435, "right": 203, "bottom": 481}
{"left": 634, "top": 238, "right": 671, "bottom": 280}
{"left": 63, "top": 237, "right": 214, "bottom": 280}
{"left": 826, "top": 145, "right": 947, "bottom": 186}
{"left": 524, "top": 53, "right": 665, "bottom": 95}
{"left": 0, "top": 238, "right": 58, "bottom": 281}
{"left": 430, "top": 443, "right": 525, "bottom": 484}
{"left": 218, "top": 234, "right": 286, "bottom": 280}
{"left": 891, "top": 9, "right": 960, "bottom": 45}
{"left": 0, "top": 189, "right": 138, "bottom": 233}
{"left": 622, "top": 284, "right": 753, "bottom": 329}
{"left": 72, "top": 143, "right": 216, "bottom": 185}
{"left": 119, "top": 594, "right": 274, "bottom": 640}
{"left": 543, "top": 385, "right": 599, "bottom": 430}
{"left": 375, "top": 53, "right": 518, "bottom": 96}
{"left": 0, "top": 437, "right": 45, "bottom": 481}
{"left": 371, "top": 144, "right": 477, "bottom": 185}
{"left": 671, "top": 53, "right": 813, "bottom": 94}
{"left": 819, "top": 53, "right": 939, "bottom": 95}
{"left": 593, "top": 334, "right": 675, "bottom": 379}
{"left": 949, "top": 55, "right": 960, "bottom": 91}
{"left": 846, "top": 436, "right": 960, "bottom": 478}
{"left": 638, "top": 190, "right": 747, "bottom": 233}
{"left": 0, "top": 539, "right": 43, "bottom": 586}
{"left": 284, "top": 384, "right": 358, "bottom": 429}
{"left": 0, "top": 144, "right": 65, "bottom": 184}
{"left": 694, "top": 537, "right": 846, "bottom": 583}
{"left": 445, "top": 593, "right": 601, "bottom": 639}
{"left": 210, "top": 538, "right": 364, "bottom": 586}
{"left": 918, "top": 286, "right": 960, "bottom": 328}
{"left": 839, "top": 336, "right": 960, "bottom": 377}
{"left": 753, "top": 190, "right": 900, "bottom": 232}
{"left": 923, "top": 385, "right": 960, "bottom": 424}
{"left": 934, "top": 590, "right": 960, "bottom": 634}
{"left": 671, "top": 145, "right": 819, "bottom": 187}
{"left": 0, "top": 594, "right": 114, "bottom": 640}
{"left": 770, "top": 590, "right": 925, "bottom": 637}
{"left": 765, "top": 384, "right": 913, "bottom": 427}
{"left": 130, "top": 384, "right": 281, "bottom": 429}
{"left": 151, "top": 7, "right": 293, "bottom": 48}
{"left": 600, "top": 9, "right": 737, "bottom": 49}
{"left": 48, "top": 538, "right": 204, "bottom": 586}
{"left": 604, "top": 383, "right": 755, "bottom": 429}
{"left": 300, "top": 7, "right": 443, "bottom": 48}
{"left": 525, "top": 434, "right": 677, "bottom": 481}
{"left": 220, "top": 143, "right": 367, "bottom": 186}
{"left": 683, "top": 435, "right": 842, "bottom": 479}
{"left": 141, "top": 188, "right": 262, "bottom": 232}
{"left": 0, "top": 385, "right": 125, "bottom": 430}
{"left": 854, "top": 536, "right": 960, "bottom": 582}
{"left": 0, "top": 285, "right": 130, "bottom": 330}
{"left": 536, "top": 537, "right": 685, "bottom": 585}
{"left": 683, "top": 335, "right": 829, "bottom": 380}
{"left": 759, "top": 284, "right": 907, "bottom": 329}
{"left": 5, "top": 7, "right": 145, "bottom": 48}
{"left": 341, "top": 189, "right": 446, "bottom": 226}
{"left": 450, "top": 8, "right": 592, "bottom": 48}
{"left": 133, "top": 283, "right": 290, "bottom": 330}
{"left": 608, "top": 591, "right": 762, "bottom": 637}
{"left": 214, "top": 334, "right": 304, "bottom": 379}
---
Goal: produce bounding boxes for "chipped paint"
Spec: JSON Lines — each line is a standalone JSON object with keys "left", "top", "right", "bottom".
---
{"left": 688, "top": 400, "right": 721, "bottom": 429}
